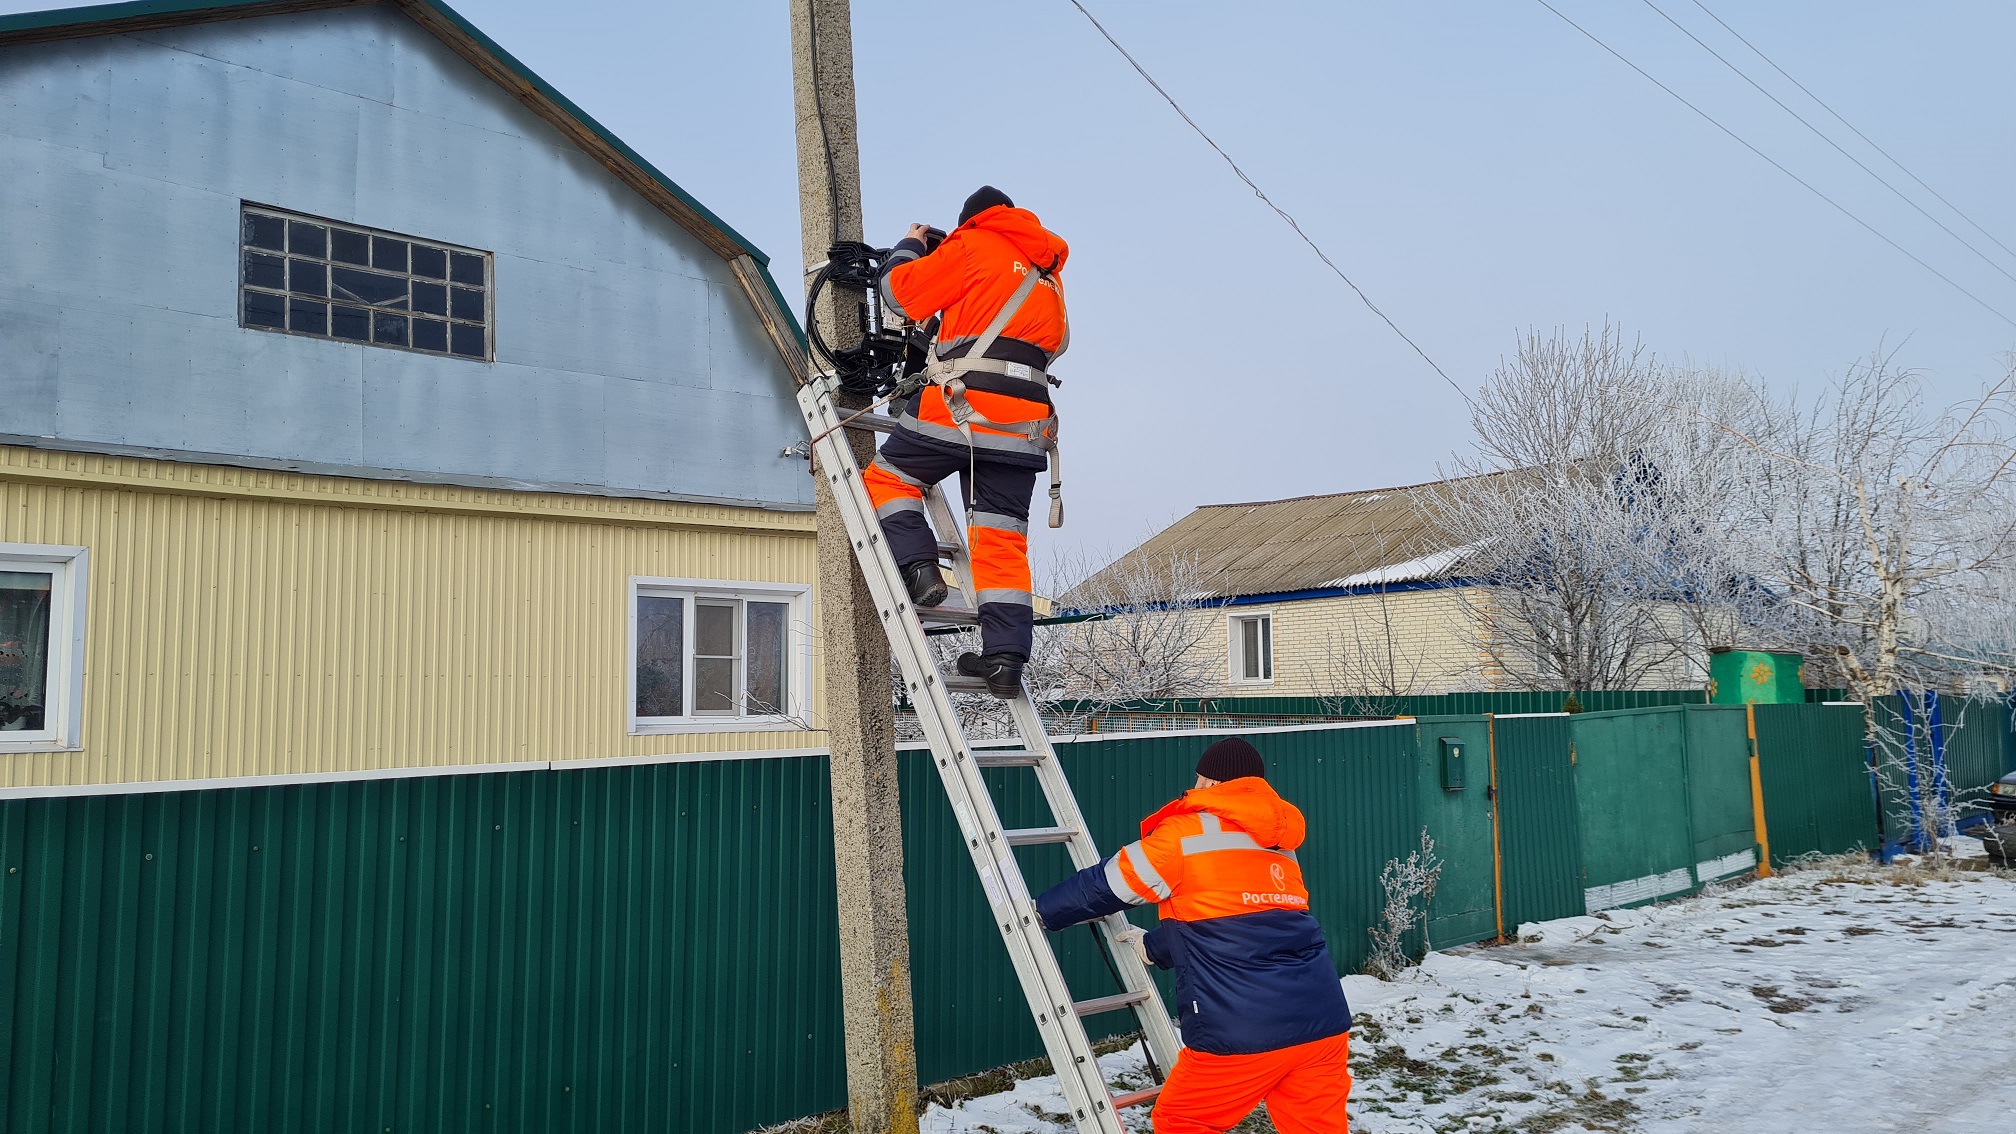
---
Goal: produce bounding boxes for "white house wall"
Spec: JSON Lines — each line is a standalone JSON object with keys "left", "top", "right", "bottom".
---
{"left": 1194, "top": 587, "right": 1500, "bottom": 698}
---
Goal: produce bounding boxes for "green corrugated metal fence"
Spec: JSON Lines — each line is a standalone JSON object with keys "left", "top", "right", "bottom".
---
{"left": 0, "top": 761, "right": 846, "bottom": 1134}
{"left": 1752, "top": 702, "right": 1878, "bottom": 863}
{"left": 0, "top": 700, "right": 1914, "bottom": 1133}
{"left": 900, "top": 722, "right": 1426, "bottom": 1081}
{"left": 1681, "top": 707, "right": 1759, "bottom": 879}
{"left": 1867, "top": 695, "right": 2013, "bottom": 837}
{"left": 1569, "top": 709, "right": 1706, "bottom": 911}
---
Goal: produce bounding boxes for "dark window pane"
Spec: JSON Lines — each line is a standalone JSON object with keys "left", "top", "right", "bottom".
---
{"left": 694, "top": 659, "right": 735, "bottom": 714}
{"left": 411, "top": 318, "right": 448, "bottom": 352}
{"left": 635, "top": 596, "right": 684, "bottom": 717}
{"left": 331, "top": 305, "right": 370, "bottom": 341}
{"left": 288, "top": 298, "right": 327, "bottom": 335}
{"left": 242, "top": 250, "right": 284, "bottom": 290}
{"left": 243, "top": 288, "right": 285, "bottom": 328}
{"left": 372, "top": 237, "right": 408, "bottom": 272}
{"left": 243, "top": 213, "right": 285, "bottom": 251}
{"left": 373, "top": 312, "right": 409, "bottom": 346}
{"left": 411, "top": 281, "right": 447, "bottom": 316}
{"left": 330, "top": 229, "right": 370, "bottom": 266}
{"left": 694, "top": 602, "right": 735, "bottom": 658}
{"left": 287, "top": 221, "right": 326, "bottom": 259}
{"left": 289, "top": 258, "right": 326, "bottom": 297}
{"left": 0, "top": 571, "right": 53, "bottom": 732}
{"left": 411, "top": 246, "right": 447, "bottom": 279}
{"left": 330, "top": 267, "right": 408, "bottom": 308}
{"left": 449, "top": 252, "right": 485, "bottom": 285}
{"left": 747, "top": 602, "right": 789, "bottom": 714}
{"left": 450, "top": 323, "right": 486, "bottom": 358}
{"left": 450, "top": 286, "right": 484, "bottom": 322}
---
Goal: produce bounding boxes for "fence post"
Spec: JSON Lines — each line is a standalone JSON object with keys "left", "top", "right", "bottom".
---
{"left": 1487, "top": 713, "right": 1506, "bottom": 940}
{"left": 1746, "top": 703, "right": 1774, "bottom": 877}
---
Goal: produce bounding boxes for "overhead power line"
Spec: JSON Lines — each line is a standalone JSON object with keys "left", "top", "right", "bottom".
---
{"left": 1641, "top": 0, "right": 2016, "bottom": 288}
{"left": 1062, "top": 0, "right": 1468, "bottom": 403}
{"left": 1689, "top": 0, "right": 2016, "bottom": 266}
{"left": 1531, "top": 0, "right": 2016, "bottom": 331}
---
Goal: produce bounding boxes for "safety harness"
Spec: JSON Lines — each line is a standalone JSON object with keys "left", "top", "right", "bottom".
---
{"left": 910, "top": 262, "right": 1068, "bottom": 528}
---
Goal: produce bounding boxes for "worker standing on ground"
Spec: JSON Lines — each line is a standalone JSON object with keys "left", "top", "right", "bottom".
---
{"left": 1035, "top": 737, "right": 1355, "bottom": 1133}
{"left": 861, "top": 186, "right": 1067, "bottom": 699}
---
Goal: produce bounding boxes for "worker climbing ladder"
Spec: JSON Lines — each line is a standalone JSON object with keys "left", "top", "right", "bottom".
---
{"left": 797, "top": 375, "right": 1182, "bottom": 1133}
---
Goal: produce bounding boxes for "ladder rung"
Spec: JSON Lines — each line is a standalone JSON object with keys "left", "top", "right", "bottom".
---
{"left": 973, "top": 752, "right": 1044, "bottom": 768}
{"left": 935, "top": 540, "right": 962, "bottom": 558}
{"left": 1111, "top": 1085, "right": 1163, "bottom": 1109}
{"left": 841, "top": 415, "right": 896, "bottom": 434}
{"left": 1072, "top": 989, "right": 1152, "bottom": 1017}
{"left": 1004, "top": 825, "right": 1079, "bottom": 847}
{"left": 917, "top": 603, "right": 979, "bottom": 626}
{"left": 941, "top": 674, "right": 993, "bottom": 695}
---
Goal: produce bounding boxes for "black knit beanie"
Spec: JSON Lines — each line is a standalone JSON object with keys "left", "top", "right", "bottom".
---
{"left": 1196, "top": 737, "right": 1266, "bottom": 783}
{"left": 959, "top": 185, "right": 1013, "bottom": 226}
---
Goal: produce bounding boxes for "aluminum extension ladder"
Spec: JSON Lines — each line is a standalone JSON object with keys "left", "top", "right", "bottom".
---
{"left": 797, "top": 376, "right": 1182, "bottom": 1132}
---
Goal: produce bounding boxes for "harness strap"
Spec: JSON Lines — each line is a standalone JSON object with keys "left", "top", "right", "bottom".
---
{"left": 923, "top": 260, "right": 1068, "bottom": 528}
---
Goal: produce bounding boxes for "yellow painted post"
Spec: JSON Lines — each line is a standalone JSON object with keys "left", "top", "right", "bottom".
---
{"left": 1487, "top": 714, "right": 1506, "bottom": 941}
{"left": 1747, "top": 702, "right": 1774, "bottom": 878}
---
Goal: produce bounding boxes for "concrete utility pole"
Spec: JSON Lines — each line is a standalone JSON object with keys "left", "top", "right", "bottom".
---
{"left": 788, "top": 3, "right": 921, "bottom": 1132}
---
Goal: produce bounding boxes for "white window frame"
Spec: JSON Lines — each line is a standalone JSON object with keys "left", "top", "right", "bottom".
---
{"left": 1227, "top": 610, "right": 1275, "bottom": 686}
{"left": 0, "top": 543, "right": 88, "bottom": 753}
{"left": 628, "top": 576, "right": 812, "bottom": 735}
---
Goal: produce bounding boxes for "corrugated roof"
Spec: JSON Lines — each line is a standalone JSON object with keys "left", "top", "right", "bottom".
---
{"left": 1080, "top": 475, "right": 1498, "bottom": 601}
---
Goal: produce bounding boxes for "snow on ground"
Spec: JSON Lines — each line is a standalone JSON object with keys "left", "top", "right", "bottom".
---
{"left": 918, "top": 859, "right": 2016, "bottom": 1133}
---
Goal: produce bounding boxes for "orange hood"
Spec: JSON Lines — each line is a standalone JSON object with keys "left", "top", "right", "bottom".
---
{"left": 962, "top": 205, "right": 1069, "bottom": 273}
{"left": 1141, "top": 778, "right": 1307, "bottom": 851}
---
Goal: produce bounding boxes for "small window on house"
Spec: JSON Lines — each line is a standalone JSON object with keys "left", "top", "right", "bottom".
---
{"left": 632, "top": 579, "right": 807, "bottom": 732}
{"left": 1230, "top": 613, "right": 1273, "bottom": 683}
{"left": 240, "top": 204, "right": 491, "bottom": 360}
{"left": 0, "top": 544, "right": 88, "bottom": 752}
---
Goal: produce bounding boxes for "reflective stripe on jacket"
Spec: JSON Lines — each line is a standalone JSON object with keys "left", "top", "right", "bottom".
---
{"left": 1034, "top": 777, "right": 1353, "bottom": 1056}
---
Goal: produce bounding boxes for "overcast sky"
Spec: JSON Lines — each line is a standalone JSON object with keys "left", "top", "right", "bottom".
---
{"left": 14, "top": 0, "right": 2016, "bottom": 569}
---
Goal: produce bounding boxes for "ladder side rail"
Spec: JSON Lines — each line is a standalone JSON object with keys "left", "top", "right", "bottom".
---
{"left": 1022, "top": 729, "right": 1186, "bottom": 1074}
{"left": 799, "top": 385, "right": 1124, "bottom": 1133}
{"left": 922, "top": 485, "right": 1185, "bottom": 1077}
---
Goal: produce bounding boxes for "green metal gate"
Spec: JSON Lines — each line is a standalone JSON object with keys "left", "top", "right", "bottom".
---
{"left": 1413, "top": 718, "right": 1497, "bottom": 950}
{"left": 1491, "top": 715, "right": 1585, "bottom": 930}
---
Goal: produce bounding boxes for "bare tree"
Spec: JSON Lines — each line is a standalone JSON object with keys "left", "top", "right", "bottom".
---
{"left": 1428, "top": 325, "right": 1738, "bottom": 690}
{"left": 899, "top": 547, "right": 1226, "bottom": 740}
{"left": 1707, "top": 351, "right": 2016, "bottom": 846}
{"left": 1718, "top": 353, "right": 2016, "bottom": 696}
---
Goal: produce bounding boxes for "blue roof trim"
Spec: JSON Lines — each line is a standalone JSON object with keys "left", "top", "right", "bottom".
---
{"left": 1054, "top": 576, "right": 1469, "bottom": 620}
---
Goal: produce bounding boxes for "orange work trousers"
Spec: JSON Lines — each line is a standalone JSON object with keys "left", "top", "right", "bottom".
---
{"left": 1151, "top": 1033, "right": 1351, "bottom": 1134}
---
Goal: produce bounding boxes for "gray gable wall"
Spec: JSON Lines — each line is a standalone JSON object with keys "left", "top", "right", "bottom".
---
{"left": 0, "top": 5, "right": 813, "bottom": 509}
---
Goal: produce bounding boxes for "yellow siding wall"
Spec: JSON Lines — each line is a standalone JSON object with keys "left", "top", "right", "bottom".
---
{"left": 0, "top": 446, "right": 821, "bottom": 789}
{"left": 1196, "top": 588, "right": 1502, "bottom": 697}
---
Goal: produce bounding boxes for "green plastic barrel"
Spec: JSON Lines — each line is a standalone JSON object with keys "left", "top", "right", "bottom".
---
{"left": 1707, "top": 648, "right": 1806, "bottom": 705}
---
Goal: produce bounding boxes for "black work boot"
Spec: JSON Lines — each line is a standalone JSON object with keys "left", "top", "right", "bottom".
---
{"left": 901, "top": 561, "right": 949, "bottom": 608}
{"left": 957, "top": 651, "right": 1025, "bottom": 699}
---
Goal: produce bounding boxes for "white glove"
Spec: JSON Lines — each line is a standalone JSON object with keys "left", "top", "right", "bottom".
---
{"left": 1113, "top": 926, "right": 1152, "bottom": 967}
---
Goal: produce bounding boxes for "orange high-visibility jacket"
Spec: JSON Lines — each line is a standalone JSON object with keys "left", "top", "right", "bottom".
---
{"left": 878, "top": 205, "right": 1069, "bottom": 464}
{"left": 1108, "top": 778, "right": 1312, "bottom": 920}
{"left": 1036, "top": 778, "right": 1353, "bottom": 1055}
